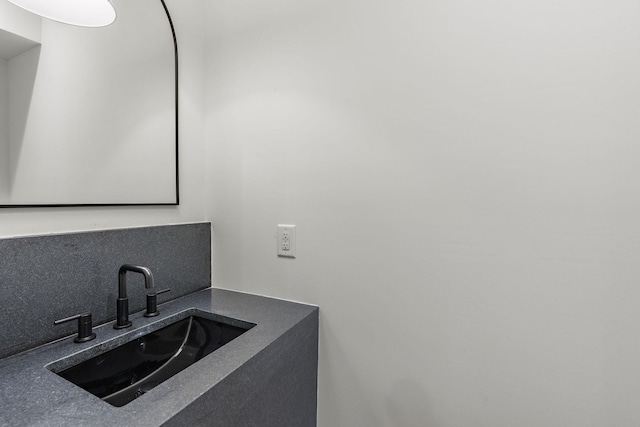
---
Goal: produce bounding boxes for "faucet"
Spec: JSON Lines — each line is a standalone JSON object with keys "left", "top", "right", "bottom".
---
{"left": 114, "top": 264, "right": 155, "bottom": 329}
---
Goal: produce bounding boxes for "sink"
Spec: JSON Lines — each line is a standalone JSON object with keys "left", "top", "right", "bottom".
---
{"left": 49, "top": 314, "right": 255, "bottom": 407}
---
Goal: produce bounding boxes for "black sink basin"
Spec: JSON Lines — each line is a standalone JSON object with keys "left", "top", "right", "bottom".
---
{"left": 51, "top": 315, "right": 255, "bottom": 407}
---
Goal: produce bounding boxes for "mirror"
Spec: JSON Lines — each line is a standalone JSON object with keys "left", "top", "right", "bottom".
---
{"left": 0, "top": 0, "right": 178, "bottom": 207}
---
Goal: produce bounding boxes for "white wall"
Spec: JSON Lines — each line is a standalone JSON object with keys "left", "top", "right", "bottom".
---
{"left": 0, "top": 2, "right": 39, "bottom": 202}
{"left": 0, "top": 58, "right": 8, "bottom": 196}
{"left": 204, "top": 0, "right": 640, "bottom": 426}
{"left": 0, "top": 2, "right": 40, "bottom": 43}
{"left": 0, "top": 0, "right": 207, "bottom": 236}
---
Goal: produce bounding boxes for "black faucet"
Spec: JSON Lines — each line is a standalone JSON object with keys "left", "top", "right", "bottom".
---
{"left": 114, "top": 264, "right": 155, "bottom": 329}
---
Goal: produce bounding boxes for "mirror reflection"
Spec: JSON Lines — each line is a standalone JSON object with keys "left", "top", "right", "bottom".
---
{"left": 0, "top": 0, "right": 177, "bottom": 206}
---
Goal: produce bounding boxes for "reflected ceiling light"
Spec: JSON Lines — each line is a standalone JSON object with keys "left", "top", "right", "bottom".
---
{"left": 6, "top": 0, "right": 116, "bottom": 28}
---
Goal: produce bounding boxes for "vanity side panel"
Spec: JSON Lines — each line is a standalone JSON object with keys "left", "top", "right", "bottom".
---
{"left": 162, "top": 308, "right": 319, "bottom": 427}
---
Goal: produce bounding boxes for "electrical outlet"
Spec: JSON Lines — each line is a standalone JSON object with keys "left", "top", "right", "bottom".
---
{"left": 277, "top": 224, "right": 296, "bottom": 258}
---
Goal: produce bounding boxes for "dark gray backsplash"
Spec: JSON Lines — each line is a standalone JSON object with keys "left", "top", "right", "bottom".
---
{"left": 0, "top": 222, "right": 211, "bottom": 359}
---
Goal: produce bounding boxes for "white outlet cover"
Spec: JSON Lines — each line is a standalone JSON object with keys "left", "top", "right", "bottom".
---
{"left": 277, "top": 224, "right": 296, "bottom": 258}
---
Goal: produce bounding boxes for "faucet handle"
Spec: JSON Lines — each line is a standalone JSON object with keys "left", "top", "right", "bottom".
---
{"left": 144, "top": 288, "right": 171, "bottom": 318}
{"left": 54, "top": 312, "right": 97, "bottom": 343}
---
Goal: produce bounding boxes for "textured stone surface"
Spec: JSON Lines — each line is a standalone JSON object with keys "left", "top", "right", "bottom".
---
{"left": 0, "top": 288, "right": 319, "bottom": 427}
{"left": 0, "top": 223, "right": 211, "bottom": 359}
{"left": 163, "top": 306, "right": 319, "bottom": 427}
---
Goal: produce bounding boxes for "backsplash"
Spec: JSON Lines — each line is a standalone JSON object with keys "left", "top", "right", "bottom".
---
{"left": 0, "top": 222, "right": 211, "bottom": 359}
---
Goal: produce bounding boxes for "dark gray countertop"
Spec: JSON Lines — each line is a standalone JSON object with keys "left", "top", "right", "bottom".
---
{"left": 0, "top": 288, "right": 318, "bottom": 427}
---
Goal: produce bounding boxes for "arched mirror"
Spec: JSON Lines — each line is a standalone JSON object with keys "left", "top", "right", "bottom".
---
{"left": 0, "top": 0, "right": 178, "bottom": 207}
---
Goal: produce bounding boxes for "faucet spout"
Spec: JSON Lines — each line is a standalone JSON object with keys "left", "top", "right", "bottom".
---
{"left": 117, "top": 264, "right": 155, "bottom": 298}
{"left": 114, "top": 264, "right": 155, "bottom": 329}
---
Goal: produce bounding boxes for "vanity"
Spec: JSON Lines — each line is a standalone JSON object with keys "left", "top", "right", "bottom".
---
{"left": 0, "top": 223, "right": 319, "bottom": 426}
{"left": 0, "top": 288, "right": 319, "bottom": 427}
